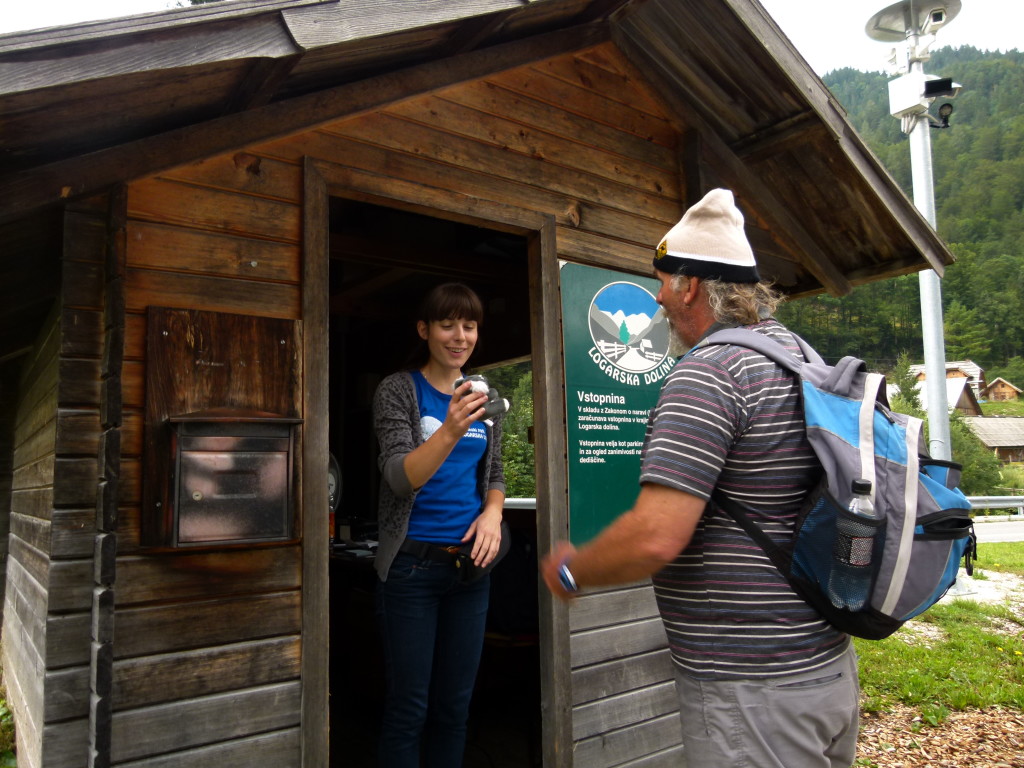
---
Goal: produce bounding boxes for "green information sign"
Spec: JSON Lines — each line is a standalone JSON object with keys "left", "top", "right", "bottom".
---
{"left": 559, "top": 262, "right": 674, "bottom": 544}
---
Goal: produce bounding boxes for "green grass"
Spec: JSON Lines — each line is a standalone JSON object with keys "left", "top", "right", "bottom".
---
{"left": 974, "top": 541, "right": 1024, "bottom": 577}
{"left": 991, "top": 463, "right": 1024, "bottom": 496}
{"left": 0, "top": 671, "right": 13, "bottom": 765}
{"left": 980, "top": 400, "right": 1024, "bottom": 418}
{"left": 854, "top": 541, "right": 1024, "bottom": 721}
{"left": 855, "top": 601, "right": 1024, "bottom": 713}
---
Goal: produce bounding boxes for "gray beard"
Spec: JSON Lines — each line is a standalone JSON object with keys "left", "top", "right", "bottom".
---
{"left": 667, "top": 326, "right": 687, "bottom": 358}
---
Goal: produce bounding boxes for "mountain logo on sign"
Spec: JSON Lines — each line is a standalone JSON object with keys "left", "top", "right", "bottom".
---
{"left": 588, "top": 282, "right": 669, "bottom": 374}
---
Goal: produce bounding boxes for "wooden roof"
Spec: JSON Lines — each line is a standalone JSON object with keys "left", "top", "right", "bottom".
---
{"left": 911, "top": 360, "right": 984, "bottom": 380}
{"left": 963, "top": 417, "right": 1024, "bottom": 449}
{"left": 0, "top": 0, "right": 955, "bottom": 364}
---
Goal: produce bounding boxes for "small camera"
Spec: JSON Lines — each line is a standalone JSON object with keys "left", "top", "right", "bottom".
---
{"left": 454, "top": 375, "right": 510, "bottom": 419}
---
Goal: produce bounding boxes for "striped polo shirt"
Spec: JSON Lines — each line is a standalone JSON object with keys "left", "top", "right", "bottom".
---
{"left": 640, "top": 319, "right": 849, "bottom": 680}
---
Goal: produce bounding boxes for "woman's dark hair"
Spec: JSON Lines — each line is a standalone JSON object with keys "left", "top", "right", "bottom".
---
{"left": 404, "top": 283, "right": 484, "bottom": 370}
{"left": 418, "top": 282, "right": 484, "bottom": 326}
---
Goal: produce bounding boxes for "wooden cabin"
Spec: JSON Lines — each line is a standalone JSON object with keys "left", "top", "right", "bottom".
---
{"left": 0, "top": 1, "right": 956, "bottom": 766}
{"left": 911, "top": 359, "right": 986, "bottom": 398}
{"left": 983, "top": 377, "right": 1021, "bottom": 403}
{"left": 963, "top": 418, "right": 1024, "bottom": 463}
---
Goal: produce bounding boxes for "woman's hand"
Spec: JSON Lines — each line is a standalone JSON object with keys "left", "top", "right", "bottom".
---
{"left": 442, "top": 380, "right": 488, "bottom": 440}
{"left": 401, "top": 381, "right": 489, "bottom": 492}
{"left": 463, "top": 506, "right": 504, "bottom": 567}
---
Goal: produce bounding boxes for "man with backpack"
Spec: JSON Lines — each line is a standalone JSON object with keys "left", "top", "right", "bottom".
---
{"left": 541, "top": 188, "right": 860, "bottom": 768}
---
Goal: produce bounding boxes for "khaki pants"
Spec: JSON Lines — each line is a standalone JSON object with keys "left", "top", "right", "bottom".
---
{"left": 673, "top": 642, "right": 860, "bottom": 768}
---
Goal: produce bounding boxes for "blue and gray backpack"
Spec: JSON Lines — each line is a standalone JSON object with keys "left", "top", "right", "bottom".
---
{"left": 702, "top": 328, "right": 976, "bottom": 640}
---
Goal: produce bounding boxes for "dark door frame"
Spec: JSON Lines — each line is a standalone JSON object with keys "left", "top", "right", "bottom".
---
{"left": 301, "top": 157, "right": 571, "bottom": 768}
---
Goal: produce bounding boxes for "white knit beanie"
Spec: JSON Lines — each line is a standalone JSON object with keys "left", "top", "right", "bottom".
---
{"left": 653, "top": 188, "right": 760, "bottom": 283}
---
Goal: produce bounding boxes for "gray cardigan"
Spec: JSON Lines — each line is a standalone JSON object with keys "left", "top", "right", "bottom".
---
{"left": 372, "top": 370, "right": 506, "bottom": 581}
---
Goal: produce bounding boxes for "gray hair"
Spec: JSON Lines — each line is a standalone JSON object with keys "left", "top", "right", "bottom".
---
{"left": 670, "top": 272, "right": 784, "bottom": 325}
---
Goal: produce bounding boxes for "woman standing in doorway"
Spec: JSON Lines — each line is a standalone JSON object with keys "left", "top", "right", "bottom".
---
{"left": 372, "top": 282, "right": 506, "bottom": 768}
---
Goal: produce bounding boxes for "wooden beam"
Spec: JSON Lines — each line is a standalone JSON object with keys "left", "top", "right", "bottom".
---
{"left": 608, "top": 35, "right": 853, "bottom": 296}
{"left": 578, "top": 0, "right": 635, "bottom": 23}
{"left": 729, "top": 111, "right": 827, "bottom": 164}
{"left": 328, "top": 233, "right": 522, "bottom": 283}
{"left": 531, "top": 217, "right": 574, "bottom": 768}
{"left": 0, "top": 22, "right": 610, "bottom": 226}
{"left": 330, "top": 267, "right": 411, "bottom": 310}
{"left": 280, "top": 0, "right": 539, "bottom": 49}
{"left": 0, "top": 0, "right": 324, "bottom": 53}
{"left": 300, "top": 158, "right": 330, "bottom": 768}
{"left": 446, "top": 11, "right": 517, "bottom": 54}
{"left": 224, "top": 54, "right": 305, "bottom": 113}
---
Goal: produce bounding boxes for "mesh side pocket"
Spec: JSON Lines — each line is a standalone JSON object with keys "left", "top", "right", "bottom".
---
{"left": 827, "top": 508, "right": 885, "bottom": 610}
{"left": 790, "top": 489, "right": 844, "bottom": 592}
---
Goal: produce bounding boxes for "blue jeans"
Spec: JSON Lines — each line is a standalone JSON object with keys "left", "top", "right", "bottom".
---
{"left": 376, "top": 551, "right": 490, "bottom": 768}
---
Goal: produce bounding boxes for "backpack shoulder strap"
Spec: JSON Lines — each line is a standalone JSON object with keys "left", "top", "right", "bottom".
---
{"left": 699, "top": 327, "right": 825, "bottom": 575}
{"left": 702, "top": 328, "right": 877, "bottom": 403}
{"left": 711, "top": 490, "right": 795, "bottom": 574}
{"left": 697, "top": 327, "right": 824, "bottom": 369}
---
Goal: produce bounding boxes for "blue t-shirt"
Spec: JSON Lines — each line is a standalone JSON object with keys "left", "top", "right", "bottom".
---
{"left": 406, "top": 371, "right": 487, "bottom": 543}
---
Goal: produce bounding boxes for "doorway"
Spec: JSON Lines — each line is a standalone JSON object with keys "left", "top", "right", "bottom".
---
{"left": 326, "top": 198, "right": 541, "bottom": 767}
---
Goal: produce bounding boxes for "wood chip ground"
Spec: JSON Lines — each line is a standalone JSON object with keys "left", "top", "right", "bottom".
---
{"left": 855, "top": 569, "right": 1024, "bottom": 767}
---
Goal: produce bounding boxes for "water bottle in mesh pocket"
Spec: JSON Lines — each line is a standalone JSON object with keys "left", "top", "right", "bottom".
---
{"left": 826, "top": 504, "right": 885, "bottom": 611}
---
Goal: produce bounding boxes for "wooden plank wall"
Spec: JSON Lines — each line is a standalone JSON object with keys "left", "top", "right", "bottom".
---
{"left": 110, "top": 143, "right": 304, "bottom": 765}
{"left": 2, "top": 304, "right": 60, "bottom": 768}
{"left": 1, "top": 198, "right": 116, "bottom": 768}
{"left": 49, "top": 203, "right": 111, "bottom": 768}
{"left": 0, "top": 365, "right": 18, "bottom": 613}
{"left": 254, "top": 43, "right": 684, "bottom": 767}
{"left": 569, "top": 586, "right": 683, "bottom": 766}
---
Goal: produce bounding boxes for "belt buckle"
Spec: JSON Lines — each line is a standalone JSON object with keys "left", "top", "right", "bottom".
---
{"left": 441, "top": 544, "right": 462, "bottom": 568}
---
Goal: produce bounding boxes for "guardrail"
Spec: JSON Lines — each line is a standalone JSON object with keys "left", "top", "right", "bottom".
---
{"left": 967, "top": 496, "right": 1024, "bottom": 515}
{"left": 967, "top": 496, "right": 1024, "bottom": 508}
{"left": 504, "top": 498, "right": 537, "bottom": 509}
{"left": 509, "top": 496, "right": 1024, "bottom": 514}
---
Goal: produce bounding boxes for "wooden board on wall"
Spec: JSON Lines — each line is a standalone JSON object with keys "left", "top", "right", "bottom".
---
{"left": 109, "top": 681, "right": 301, "bottom": 764}
{"left": 111, "top": 728, "right": 299, "bottom": 768}
{"left": 141, "top": 307, "right": 301, "bottom": 548}
{"left": 144, "top": 308, "right": 301, "bottom": 419}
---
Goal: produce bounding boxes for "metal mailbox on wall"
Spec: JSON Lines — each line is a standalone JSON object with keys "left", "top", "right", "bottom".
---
{"left": 142, "top": 307, "right": 303, "bottom": 549}
{"left": 166, "top": 410, "right": 302, "bottom": 547}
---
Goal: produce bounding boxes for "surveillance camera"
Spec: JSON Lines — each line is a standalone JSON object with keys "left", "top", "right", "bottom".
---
{"left": 922, "top": 7, "right": 948, "bottom": 35}
{"left": 923, "top": 75, "right": 962, "bottom": 99}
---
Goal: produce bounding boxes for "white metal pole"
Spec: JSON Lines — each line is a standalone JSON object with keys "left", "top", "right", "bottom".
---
{"left": 906, "top": 49, "right": 953, "bottom": 461}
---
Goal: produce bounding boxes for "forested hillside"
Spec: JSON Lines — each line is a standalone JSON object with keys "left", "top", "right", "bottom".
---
{"left": 776, "top": 47, "right": 1024, "bottom": 384}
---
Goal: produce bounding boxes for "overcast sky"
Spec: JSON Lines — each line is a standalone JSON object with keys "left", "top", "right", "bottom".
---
{"left": 759, "top": 0, "right": 1024, "bottom": 74}
{"left": 1, "top": 0, "right": 1022, "bottom": 75}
